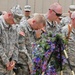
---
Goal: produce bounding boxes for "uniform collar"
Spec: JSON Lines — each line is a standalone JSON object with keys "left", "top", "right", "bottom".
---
{"left": 44, "top": 14, "right": 56, "bottom": 27}
{"left": 26, "top": 21, "right": 33, "bottom": 32}
{"left": 47, "top": 20, "right": 56, "bottom": 27}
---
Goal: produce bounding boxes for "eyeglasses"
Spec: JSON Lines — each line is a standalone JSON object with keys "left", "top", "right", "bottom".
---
{"left": 49, "top": 9, "right": 62, "bottom": 17}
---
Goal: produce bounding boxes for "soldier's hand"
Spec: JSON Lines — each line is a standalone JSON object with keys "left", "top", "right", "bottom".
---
{"left": 6, "top": 62, "right": 10, "bottom": 70}
{"left": 19, "top": 31, "right": 25, "bottom": 36}
{"left": 35, "top": 29, "right": 42, "bottom": 39}
{"left": 29, "top": 63, "right": 33, "bottom": 74}
{"left": 6, "top": 61, "right": 16, "bottom": 71}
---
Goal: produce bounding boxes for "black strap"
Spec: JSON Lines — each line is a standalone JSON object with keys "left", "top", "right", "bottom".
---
{"left": 47, "top": 21, "right": 54, "bottom": 27}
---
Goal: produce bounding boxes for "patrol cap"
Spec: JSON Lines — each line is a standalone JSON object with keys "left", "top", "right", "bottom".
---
{"left": 69, "top": 5, "right": 75, "bottom": 13}
{"left": 11, "top": 5, "right": 23, "bottom": 17}
{"left": 24, "top": 5, "right": 31, "bottom": 11}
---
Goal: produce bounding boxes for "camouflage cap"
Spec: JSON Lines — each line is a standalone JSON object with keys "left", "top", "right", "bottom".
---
{"left": 69, "top": 5, "right": 75, "bottom": 12}
{"left": 11, "top": 5, "right": 23, "bottom": 17}
{"left": 24, "top": 5, "right": 31, "bottom": 11}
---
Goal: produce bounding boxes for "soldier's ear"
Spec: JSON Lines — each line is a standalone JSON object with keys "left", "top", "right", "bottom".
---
{"left": 4, "top": 13, "right": 12, "bottom": 20}
{"left": 8, "top": 13, "right": 11, "bottom": 17}
{"left": 49, "top": 9, "right": 53, "bottom": 13}
{"left": 32, "top": 20, "right": 36, "bottom": 24}
{"left": 8, "top": 13, "right": 13, "bottom": 17}
{"left": 68, "top": 10, "right": 70, "bottom": 13}
{"left": 32, "top": 20, "right": 36, "bottom": 25}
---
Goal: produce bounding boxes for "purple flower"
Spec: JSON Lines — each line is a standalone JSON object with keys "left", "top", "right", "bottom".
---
{"left": 46, "top": 40, "right": 52, "bottom": 45}
{"left": 42, "top": 61, "right": 47, "bottom": 72}
{"left": 33, "top": 57, "right": 41, "bottom": 63}
{"left": 44, "top": 50, "right": 51, "bottom": 57}
{"left": 51, "top": 43, "right": 55, "bottom": 51}
{"left": 45, "top": 66, "right": 57, "bottom": 75}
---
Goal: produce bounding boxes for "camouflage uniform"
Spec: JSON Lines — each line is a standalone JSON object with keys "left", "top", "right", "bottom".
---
{"left": 60, "top": 16, "right": 71, "bottom": 27}
{"left": 43, "top": 14, "right": 61, "bottom": 34}
{"left": 0, "top": 15, "right": 18, "bottom": 75}
{"left": 16, "top": 20, "right": 33, "bottom": 75}
{"left": 11, "top": 5, "right": 32, "bottom": 75}
{"left": 46, "top": 20, "right": 61, "bottom": 34}
{"left": 20, "top": 16, "right": 26, "bottom": 22}
{"left": 60, "top": 4, "right": 75, "bottom": 27}
{"left": 61, "top": 25, "right": 75, "bottom": 75}
{"left": 21, "top": 16, "right": 31, "bottom": 22}
{"left": 18, "top": 20, "right": 36, "bottom": 54}
{"left": 61, "top": 24, "right": 70, "bottom": 37}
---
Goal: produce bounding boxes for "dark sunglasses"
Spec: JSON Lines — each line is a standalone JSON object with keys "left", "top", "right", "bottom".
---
{"left": 49, "top": 9, "right": 62, "bottom": 17}
{"left": 52, "top": 10, "right": 62, "bottom": 17}
{"left": 25, "top": 11, "right": 30, "bottom": 12}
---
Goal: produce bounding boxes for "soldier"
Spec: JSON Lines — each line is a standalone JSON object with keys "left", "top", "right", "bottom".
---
{"left": 17, "top": 13, "right": 46, "bottom": 75}
{"left": 45, "top": 2, "right": 62, "bottom": 34}
{"left": 61, "top": 11, "right": 75, "bottom": 75}
{"left": 0, "top": 11, "right": 19, "bottom": 75}
{"left": 21, "top": 5, "right": 31, "bottom": 22}
{"left": 60, "top": 5, "right": 75, "bottom": 27}
{"left": 11, "top": 5, "right": 31, "bottom": 75}
{"left": 19, "top": 13, "right": 46, "bottom": 43}
{"left": 24, "top": 5, "right": 31, "bottom": 20}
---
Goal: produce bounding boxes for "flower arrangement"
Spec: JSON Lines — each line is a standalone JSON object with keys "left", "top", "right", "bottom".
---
{"left": 32, "top": 32, "right": 68, "bottom": 75}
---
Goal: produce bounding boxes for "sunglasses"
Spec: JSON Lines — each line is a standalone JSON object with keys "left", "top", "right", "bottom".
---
{"left": 25, "top": 11, "right": 30, "bottom": 12}
{"left": 49, "top": 9, "right": 62, "bottom": 17}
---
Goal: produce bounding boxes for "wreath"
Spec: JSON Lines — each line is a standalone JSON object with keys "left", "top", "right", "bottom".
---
{"left": 32, "top": 32, "right": 68, "bottom": 75}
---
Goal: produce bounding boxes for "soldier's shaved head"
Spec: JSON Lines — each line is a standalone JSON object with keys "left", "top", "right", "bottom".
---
{"left": 49, "top": 2, "right": 62, "bottom": 14}
{"left": 47, "top": 2, "right": 62, "bottom": 21}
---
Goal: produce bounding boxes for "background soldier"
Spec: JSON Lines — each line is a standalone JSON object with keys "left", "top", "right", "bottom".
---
{"left": 21, "top": 5, "right": 31, "bottom": 22}
{"left": 61, "top": 11, "right": 75, "bottom": 75}
{"left": 24, "top": 5, "right": 31, "bottom": 20}
{"left": 60, "top": 5, "right": 75, "bottom": 27}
